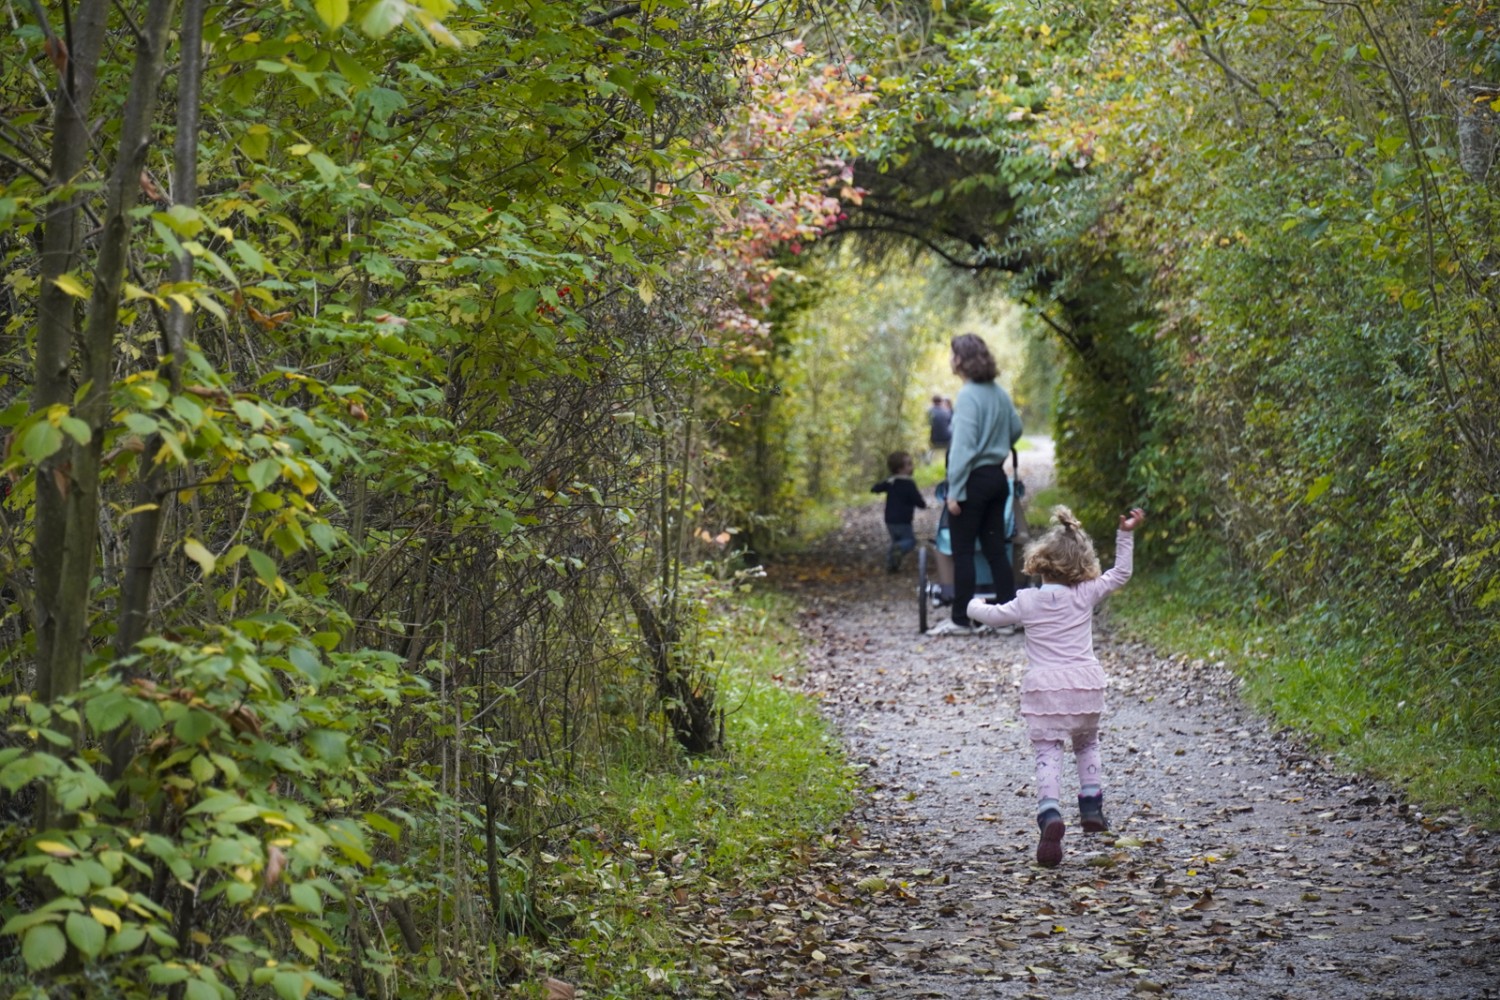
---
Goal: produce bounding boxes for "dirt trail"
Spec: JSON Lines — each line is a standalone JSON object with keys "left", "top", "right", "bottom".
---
{"left": 748, "top": 445, "right": 1498, "bottom": 1000}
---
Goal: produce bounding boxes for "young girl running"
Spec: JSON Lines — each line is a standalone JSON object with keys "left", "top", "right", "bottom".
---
{"left": 967, "top": 505, "right": 1146, "bottom": 867}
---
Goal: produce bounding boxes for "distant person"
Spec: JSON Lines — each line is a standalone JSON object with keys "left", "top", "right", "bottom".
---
{"left": 926, "top": 333, "right": 1022, "bottom": 635}
{"left": 871, "top": 450, "right": 927, "bottom": 573}
{"left": 969, "top": 505, "right": 1146, "bottom": 867}
{"left": 926, "top": 394, "right": 952, "bottom": 462}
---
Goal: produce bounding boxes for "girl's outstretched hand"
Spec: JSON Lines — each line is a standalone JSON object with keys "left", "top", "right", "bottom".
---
{"left": 1119, "top": 508, "right": 1146, "bottom": 531}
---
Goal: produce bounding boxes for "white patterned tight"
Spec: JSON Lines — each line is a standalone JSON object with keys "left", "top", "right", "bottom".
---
{"left": 1032, "top": 731, "right": 1103, "bottom": 808}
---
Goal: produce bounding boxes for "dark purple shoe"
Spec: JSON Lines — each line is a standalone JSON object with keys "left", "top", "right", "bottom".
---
{"left": 1079, "top": 793, "right": 1109, "bottom": 833}
{"left": 1036, "top": 808, "right": 1065, "bottom": 867}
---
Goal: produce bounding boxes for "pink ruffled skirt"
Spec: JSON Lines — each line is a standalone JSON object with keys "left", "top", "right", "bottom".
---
{"left": 1020, "top": 662, "right": 1106, "bottom": 741}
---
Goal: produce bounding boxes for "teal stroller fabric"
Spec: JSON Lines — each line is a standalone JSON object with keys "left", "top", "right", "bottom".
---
{"left": 931, "top": 473, "right": 1024, "bottom": 599}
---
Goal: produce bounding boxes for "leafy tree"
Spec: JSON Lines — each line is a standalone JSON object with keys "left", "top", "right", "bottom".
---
{"left": 0, "top": 0, "right": 869, "bottom": 992}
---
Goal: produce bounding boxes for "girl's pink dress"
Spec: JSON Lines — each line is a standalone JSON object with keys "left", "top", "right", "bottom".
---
{"left": 967, "top": 530, "right": 1133, "bottom": 741}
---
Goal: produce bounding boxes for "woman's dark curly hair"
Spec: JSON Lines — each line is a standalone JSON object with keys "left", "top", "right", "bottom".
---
{"left": 950, "top": 333, "right": 998, "bottom": 382}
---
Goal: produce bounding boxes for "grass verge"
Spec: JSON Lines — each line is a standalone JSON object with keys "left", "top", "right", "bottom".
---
{"left": 531, "top": 589, "right": 853, "bottom": 997}
{"left": 1112, "top": 564, "right": 1500, "bottom": 830}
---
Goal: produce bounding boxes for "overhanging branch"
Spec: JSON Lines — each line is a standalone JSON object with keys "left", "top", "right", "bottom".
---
{"left": 823, "top": 222, "right": 1024, "bottom": 272}
{"left": 581, "top": 3, "right": 640, "bottom": 28}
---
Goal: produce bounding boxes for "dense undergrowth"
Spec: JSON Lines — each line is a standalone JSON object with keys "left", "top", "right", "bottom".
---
{"left": 536, "top": 590, "right": 851, "bottom": 997}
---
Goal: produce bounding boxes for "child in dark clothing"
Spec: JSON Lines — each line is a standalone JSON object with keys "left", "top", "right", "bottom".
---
{"left": 871, "top": 451, "right": 927, "bottom": 572}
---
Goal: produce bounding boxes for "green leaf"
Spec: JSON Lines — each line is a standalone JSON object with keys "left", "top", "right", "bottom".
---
{"left": 22, "top": 924, "right": 66, "bottom": 971}
{"left": 273, "top": 970, "right": 311, "bottom": 1000}
{"left": 247, "top": 458, "right": 281, "bottom": 491}
{"left": 360, "top": 0, "right": 408, "bottom": 38}
{"left": 59, "top": 416, "right": 91, "bottom": 445}
{"left": 332, "top": 50, "right": 374, "bottom": 89}
{"left": 190, "top": 754, "right": 216, "bottom": 784}
{"left": 105, "top": 925, "right": 146, "bottom": 955}
{"left": 148, "top": 963, "right": 193, "bottom": 985}
{"left": 287, "top": 645, "right": 326, "bottom": 684}
{"left": 185, "top": 978, "right": 223, "bottom": 1000}
{"left": 44, "top": 862, "right": 90, "bottom": 896}
{"left": 240, "top": 124, "right": 271, "bottom": 160}
{"left": 173, "top": 709, "right": 218, "bottom": 745}
{"left": 158, "top": 204, "right": 206, "bottom": 238}
{"left": 306, "top": 152, "right": 341, "bottom": 184}
{"left": 314, "top": 0, "right": 350, "bottom": 30}
{"left": 364, "top": 811, "right": 402, "bottom": 841}
{"left": 206, "top": 838, "right": 249, "bottom": 866}
{"left": 512, "top": 288, "right": 539, "bottom": 316}
{"left": 1, "top": 911, "right": 61, "bottom": 936}
{"left": 305, "top": 728, "right": 348, "bottom": 765}
{"left": 85, "top": 689, "right": 132, "bottom": 734}
{"left": 248, "top": 548, "right": 279, "bottom": 584}
{"left": 0, "top": 753, "right": 62, "bottom": 791}
{"left": 289, "top": 882, "right": 323, "bottom": 915}
{"left": 21, "top": 421, "right": 63, "bottom": 463}
{"left": 65, "top": 912, "right": 106, "bottom": 959}
{"left": 232, "top": 239, "right": 272, "bottom": 275}
{"left": 122, "top": 412, "right": 160, "bottom": 436}
{"left": 1304, "top": 474, "right": 1333, "bottom": 503}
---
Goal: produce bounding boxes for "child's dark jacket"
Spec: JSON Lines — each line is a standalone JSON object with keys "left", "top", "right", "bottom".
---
{"left": 871, "top": 476, "right": 927, "bottom": 525}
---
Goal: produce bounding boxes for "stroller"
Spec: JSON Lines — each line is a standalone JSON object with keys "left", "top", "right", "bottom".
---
{"left": 917, "top": 449, "right": 1027, "bottom": 633}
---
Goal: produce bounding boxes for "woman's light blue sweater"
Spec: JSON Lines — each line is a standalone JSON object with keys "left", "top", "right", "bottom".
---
{"left": 947, "top": 380, "right": 1023, "bottom": 501}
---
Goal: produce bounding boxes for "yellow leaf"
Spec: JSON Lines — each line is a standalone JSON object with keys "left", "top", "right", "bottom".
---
{"left": 313, "top": 0, "right": 349, "bottom": 30}
{"left": 183, "top": 538, "right": 216, "bottom": 575}
{"left": 35, "top": 840, "right": 77, "bottom": 858}
{"left": 89, "top": 907, "right": 122, "bottom": 932}
{"left": 51, "top": 274, "right": 88, "bottom": 298}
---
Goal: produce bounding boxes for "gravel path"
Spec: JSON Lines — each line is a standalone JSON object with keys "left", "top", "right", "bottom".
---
{"left": 745, "top": 445, "right": 1499, "bottom": 1000}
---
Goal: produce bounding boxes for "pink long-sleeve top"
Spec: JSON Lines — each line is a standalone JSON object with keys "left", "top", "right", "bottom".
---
{"left": 968, "top": 530, "right": 1134, "bottom": 740}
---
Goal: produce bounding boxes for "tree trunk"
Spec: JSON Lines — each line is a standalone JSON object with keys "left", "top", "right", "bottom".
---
{"left": 32, "top": 2, "right": 109, "bottom": 710}
{"left": 35, "top": 0, "right": 181, "bottom": 829}
{"left": 110, "top": 0, "right": 204, "bottom": 781}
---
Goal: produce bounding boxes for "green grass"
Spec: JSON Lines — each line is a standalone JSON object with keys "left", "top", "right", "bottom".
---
{"left": 912, "top": 455, "right": 945, "bottom": 490}
{"left": 533, "top": 590, "right": 854, "bottom": 996}
{"left": 1112, "top": 567, "right": 1500, "bottom": 829}
{"left": 610, "top": 592, "right": 852, "bottom": 875}
{"left": 795, "top": 500, "right": 850, "bottom": 543}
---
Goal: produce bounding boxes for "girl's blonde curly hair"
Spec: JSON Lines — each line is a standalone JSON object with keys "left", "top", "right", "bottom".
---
{"left": 1022, "top": 506, "right": 1101, "bottom": 585}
